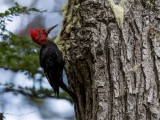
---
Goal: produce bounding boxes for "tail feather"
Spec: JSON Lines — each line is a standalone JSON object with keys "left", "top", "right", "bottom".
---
{"left": 46, "top": 71, "right": 77, "bottom": 101}
{"left": 59, "top": 81, "right": 77, "bottom": 102}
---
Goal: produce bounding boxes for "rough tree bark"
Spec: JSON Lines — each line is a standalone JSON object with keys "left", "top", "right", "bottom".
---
{"left": 57, "top": 0, "right": 160, "bottom": 119}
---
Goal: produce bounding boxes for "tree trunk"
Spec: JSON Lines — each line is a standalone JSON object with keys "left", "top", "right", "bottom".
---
{"left": 58, "top": 0, "right": 160, "bottom": 119}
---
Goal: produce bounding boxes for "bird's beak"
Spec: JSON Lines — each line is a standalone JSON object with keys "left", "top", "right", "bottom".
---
{"left": 46, "top": 24, "right": 58, "bottom": 34}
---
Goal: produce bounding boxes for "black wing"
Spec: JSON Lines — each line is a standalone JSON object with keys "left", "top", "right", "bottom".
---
{"left": 40, "top": 42, "right": 64, "bottom": 97}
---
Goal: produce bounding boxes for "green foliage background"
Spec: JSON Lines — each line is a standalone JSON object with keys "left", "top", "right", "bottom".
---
{"left": 0, "top": 2, "right": 41, "bottom": 75}
{"left": 0, "top": 2, "right": 71, "bottom": 100}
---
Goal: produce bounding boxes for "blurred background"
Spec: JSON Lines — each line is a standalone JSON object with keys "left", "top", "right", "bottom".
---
{"left": 0, "top": 0, "right": 75, "bottom": 120}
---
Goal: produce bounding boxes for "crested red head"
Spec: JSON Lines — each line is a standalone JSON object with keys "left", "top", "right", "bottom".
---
{"left": 30, "top": 28, "right": 48, "bottom": 45}
{"left": 29, "top": 24, "right": 58, "bottom": 46}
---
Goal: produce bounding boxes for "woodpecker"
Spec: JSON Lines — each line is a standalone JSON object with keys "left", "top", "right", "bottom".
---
{"left": 29, "top": 25, "right": 76, "bottom": 101}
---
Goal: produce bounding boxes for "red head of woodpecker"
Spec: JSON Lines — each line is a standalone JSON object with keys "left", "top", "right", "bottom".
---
{"left": 29, "top": 24, "right": 58, "bottom": 45}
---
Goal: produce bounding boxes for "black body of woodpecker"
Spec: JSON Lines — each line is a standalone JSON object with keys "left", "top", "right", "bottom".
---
{"left": 40, "top": 41, "right": 77, "bottom": 101}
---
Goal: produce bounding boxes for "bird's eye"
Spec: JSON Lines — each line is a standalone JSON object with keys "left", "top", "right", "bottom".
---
{"left": 40, "top": 30, "right": 46, "bottom": 34}
{"left": 39, "top": 30, "right": 43, "bottom": 34}
{"left": 44, "top": 30, "right": 47, "bottom": 33}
